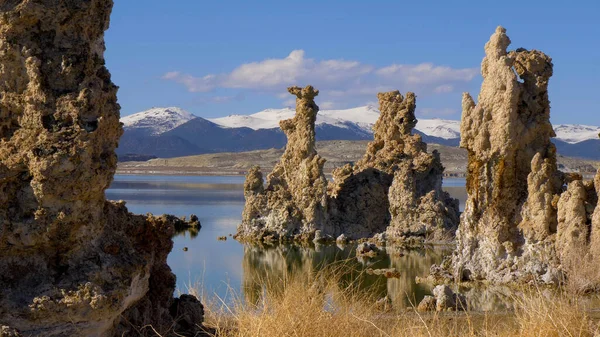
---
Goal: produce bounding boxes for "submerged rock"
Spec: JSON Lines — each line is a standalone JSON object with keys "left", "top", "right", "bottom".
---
{"left": 0, "top": 1, "right": 202, "bottom": 335}
{"left": 329, "top": 91, "right": 459, "bottom": 240}
{"left": 237, "top": 86, "right": 329, "bottom": 242}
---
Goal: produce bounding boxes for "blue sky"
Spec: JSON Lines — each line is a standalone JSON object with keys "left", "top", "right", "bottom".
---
{"left": 105, "top": 0, "right": 599, "bottom": 124}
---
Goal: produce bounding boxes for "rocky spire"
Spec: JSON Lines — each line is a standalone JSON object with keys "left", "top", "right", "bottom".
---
{"left": 0, "top": 1, "right": 202, "bottom": 335}
{"left": 236, "top": 85, "right": 329, "bottom": 242}
{"left": 452, "top": 26, "right": 563, "bottom": 283}
{"left": 328, "top": 91, "right": 459, "bottom": 240}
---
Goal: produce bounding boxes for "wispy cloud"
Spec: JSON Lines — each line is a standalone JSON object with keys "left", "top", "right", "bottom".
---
{"left": 163, "top": 50, "right": 478, "bottom": 111}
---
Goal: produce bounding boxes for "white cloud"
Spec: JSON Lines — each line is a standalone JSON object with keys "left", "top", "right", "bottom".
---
{"left": 376, "top": 63, "right": 478, "bottom": 84}
{"left": 163, "top": 50, "right": 478, "bottom": 107}
{"left": 319, "top": 101, "right": 337, "bottom": 109}
{"left": 223, "top": 50, "right": 306, "bottom": 89}
{"left": 434, "top": 84, "right": 454, "bottom": 93}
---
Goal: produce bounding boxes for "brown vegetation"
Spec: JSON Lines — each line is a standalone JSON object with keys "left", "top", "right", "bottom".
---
{"left": 197, "top": 265, "right": 599, "bottom": 337}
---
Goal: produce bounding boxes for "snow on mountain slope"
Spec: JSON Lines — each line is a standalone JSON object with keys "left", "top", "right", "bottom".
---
{"left": 319, "top": 105, "right": 380, "bottom": 126}
{"left": 210, "top": 107, "right": 376, "bottom": 133}
{"left": 416, "top": 119, "right": 461, "bottom": 139}
{"left": 210, "top": 106, "right": 462, "bottom": 139}
{"left": 123, "top": 106, "right": 600, "bottom": 145}
{"left": 121, "top": 107, "right": 197, "bottom": 135}
{"left": 553, "top": 124, "right": 600, "bottom": 144}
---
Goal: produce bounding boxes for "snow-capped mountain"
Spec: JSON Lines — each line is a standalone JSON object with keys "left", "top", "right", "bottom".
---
{"left": 121, "top": 106, "right": 599, "bottom": 145}
{"left": 121, "top": 107, "right": 197, "bottom": 135}
{"left": 415, "top": 119, "right": 461, "bottom": 140}
{"left": 118, "top": 106, "right": 600, "bottom": 160}
{"left": 210, "top": 106, "right": 461, "bottom": 140}
{"left": 553, "top": 124, "right": 600, "bottom": 144}
{"left": 209, "top": 106, "right": 380, "bottom": 134}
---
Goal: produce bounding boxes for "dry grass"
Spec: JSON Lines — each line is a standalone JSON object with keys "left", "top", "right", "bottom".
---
{"left": 195, "top": 263, "right": 600, "bottom": 337}
{"left": 562, "top": 252, "right": 600, "bottom": 294}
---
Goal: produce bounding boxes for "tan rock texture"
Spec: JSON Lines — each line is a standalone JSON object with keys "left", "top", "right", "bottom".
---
{"left": 236, "top": 86, "right": 329, "bottom": 241}
{"left": 0, "top": 1, "right": 202, "bottom": 336}
{"left": 450, "top": 26, "right": 600, "bottom": 284}
{"left": 329, "top": 91, "right": 459, "bottom": 240}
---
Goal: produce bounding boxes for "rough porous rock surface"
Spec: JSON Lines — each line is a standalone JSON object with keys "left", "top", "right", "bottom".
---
{"left": 0, "top": 1, "right": 202, "bottom": 336}
{"left": 418, "top": 285, "right": 466, "bottom": 311}
{"left": 328, "top": 91, "right": 459, "bottom": 240}
{"left": 555, "top": 172, "right": 600, "bottom": 288}
{"left": 450, "top": 26, "right": 600, "bottom": 285}
{"left": 236, "top": 86, "right": 329, "bottom": 241}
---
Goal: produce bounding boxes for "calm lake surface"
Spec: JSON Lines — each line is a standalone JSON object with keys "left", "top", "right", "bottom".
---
{"left": 106, "top": 175, "right": 467, "bottom": 307}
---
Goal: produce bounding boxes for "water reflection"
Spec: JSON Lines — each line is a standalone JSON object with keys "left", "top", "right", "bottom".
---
{"left": 174, "top": 226, "right": 200, "bottom": 239}
{"left": 241, "top": 243, "right": 450, "bottom": 308}
{"left": 106, "top": 175, "right": 466, "bottom": 304}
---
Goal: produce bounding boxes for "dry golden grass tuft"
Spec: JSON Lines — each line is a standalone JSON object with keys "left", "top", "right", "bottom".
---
{"left": 195, "top": 262, "right": 599, "bottom": 337}
{"left": 562, "top": 252, "right": 600, "bottom": 295}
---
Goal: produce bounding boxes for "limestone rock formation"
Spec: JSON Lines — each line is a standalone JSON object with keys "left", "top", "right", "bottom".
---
{"left": 0, "top": 1, "right": 202, "bottom": 335}
{"left": 450, "top": 26, "right": 600, "bottom": 285}
{"left": 236, "top": 86, "right": 329, "bottom": 241}
{"left": 555, "top": 173, "right": 600, "bottom": 289}
{"left": 386, "top": 150, "right": 460, "bottom": 241}
{"left": 417, "top": 285, "right": 466, "bottom": 311}
{"left": 328, "top": 91, "right": 459, "bottom": 240}
{"left": 452, "top": 26, "right": 559, "bottom": 283}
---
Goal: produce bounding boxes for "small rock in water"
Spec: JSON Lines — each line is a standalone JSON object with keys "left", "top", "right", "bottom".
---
{"left": 356, "top": 242, "right": 380, "bottom": 258}
{"left": 313, "top": 230, "right": 324, "bottom": 244}
{"left": 366, "top": 268, "right": 400, "bottom": 278}
{"left": 336, "top": 234, "right": 348, "bottom": 244}
{"left": 417, "top": 285, "right": 467, "bottom": 311}
{"left": 189, "top": 214, "right": 201, "bottom": 228}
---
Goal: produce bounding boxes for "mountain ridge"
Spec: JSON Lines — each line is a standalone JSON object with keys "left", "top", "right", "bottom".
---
{"left": 117, "top": 107, "right": 600, "bottom": 160}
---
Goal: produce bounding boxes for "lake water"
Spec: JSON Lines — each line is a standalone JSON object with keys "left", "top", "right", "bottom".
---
{"left": 106, "top": 175, "right": 467, "bottom": 307}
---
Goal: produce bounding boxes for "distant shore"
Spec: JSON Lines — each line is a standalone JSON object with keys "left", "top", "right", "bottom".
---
{"left": 116, "top": 140, "right": 598, "bottom": 179}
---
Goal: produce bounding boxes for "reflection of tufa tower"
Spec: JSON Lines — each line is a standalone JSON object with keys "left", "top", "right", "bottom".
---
{"left": 240, "top": 243, "right": 449, "bottom": 310}
{"left": 386, "top": 248, "right": 447, "bottom": 308}
{"left": 241, "top": 244, "right": 389, "bottom": 305}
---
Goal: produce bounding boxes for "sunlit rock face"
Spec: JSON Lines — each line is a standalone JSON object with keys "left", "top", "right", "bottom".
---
{"left": 237, "top": 86, "right": 329, "bottom": 241}
{"left": 328, "top": 91, "right": 459, "bottom": 240}
{"left": 450, "top": 26, "right": 600, "bottom": 284}
{"left": 0, "top": 1, "right": 201, "bottom": 335}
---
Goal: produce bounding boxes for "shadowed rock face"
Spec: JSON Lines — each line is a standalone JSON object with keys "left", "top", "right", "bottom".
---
{"left": 451, "top": 26, "right": 600, "bottom": 285}
{"left": 238, "top": 88, "right": 459, "bottom": 242}
{"left": 237, "top": 85, "right": 329, "bottom": 241}
{"left": 0, "top": 1, "right": 202, "bottom": 336}
{"left": 329, "top": 91, "right": 459, "bottom": 240}
{"left": 453, "top": 26, "right": 559, "bottom": 283}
